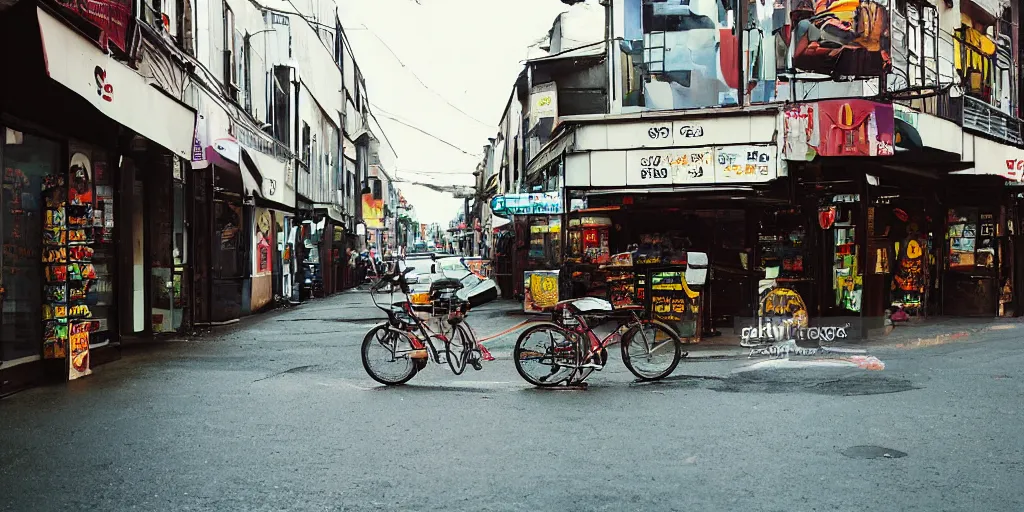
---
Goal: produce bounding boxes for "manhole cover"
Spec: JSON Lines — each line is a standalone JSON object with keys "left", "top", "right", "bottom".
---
{"left": 840, "top": 445, "right": 907, "bottom": 459}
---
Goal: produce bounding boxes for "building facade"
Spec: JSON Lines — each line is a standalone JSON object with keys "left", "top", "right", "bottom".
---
{"left": 487, "top": 0, "right": 1024, "bottom": 340}
{"left": 0, "top": 0, "right": 397, "bottom": 393}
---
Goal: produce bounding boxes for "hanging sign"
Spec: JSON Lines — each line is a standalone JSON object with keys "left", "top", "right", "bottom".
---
{"left": 490, "top": 192, "right": 562, "bottom": 217}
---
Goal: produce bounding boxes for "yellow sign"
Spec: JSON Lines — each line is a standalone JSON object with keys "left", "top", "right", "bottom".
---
{"left": 525, "top": 271, "right": 559, "bottom": 313}
{"left": 759, "top": 287, "right": 809, "bottom": 328}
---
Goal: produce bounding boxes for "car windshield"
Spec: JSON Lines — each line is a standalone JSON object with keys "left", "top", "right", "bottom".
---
{"left": 436, "top": 258, "right": 469, "bottom": 273}
{"left": 403, "top": 259, "right": 433, "bottom": 275}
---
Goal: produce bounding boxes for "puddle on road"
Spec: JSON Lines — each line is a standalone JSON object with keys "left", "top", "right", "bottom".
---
{"left": 841, "top": 445, "right": 908, "bottom": 459}
{"left": 708, "top": 371, "right": 919, "bottom": 396}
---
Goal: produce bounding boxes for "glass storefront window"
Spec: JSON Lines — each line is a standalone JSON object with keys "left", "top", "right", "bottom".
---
{"left": 2, "top": 129, "right": 61, "bottom": 362}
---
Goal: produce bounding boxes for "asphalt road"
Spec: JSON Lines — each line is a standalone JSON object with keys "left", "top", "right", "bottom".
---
{"left": 2, "top": 291, "right": 1023, "bottom": 511}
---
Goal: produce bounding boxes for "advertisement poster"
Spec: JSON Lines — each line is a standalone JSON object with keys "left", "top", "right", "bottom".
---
{"left": 68, "top": 322, "right": 92, "bottom": 380}
{"left": 254, "top": 208, "right": 274, "bottom": 275}
{"left": 362, "top": 192, "right": 384, "bottom": 230}
{"left": 524, "top": 270, "right": 559, "bottom": 314}
{"left": 650, "top": 270, "right": 699, "bottom": 338}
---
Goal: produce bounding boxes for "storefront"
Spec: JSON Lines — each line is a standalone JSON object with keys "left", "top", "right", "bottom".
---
{"left": 558, "top": 110, "right": 786, "bottom": 339}
{"left": 0, "top": 2, "right": 196, "bottom": 391}
{"left": 488, "top": 191, "right": 562, "bottom": 310}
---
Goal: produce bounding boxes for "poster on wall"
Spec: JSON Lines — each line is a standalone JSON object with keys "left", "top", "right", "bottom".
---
{"left": 650, "top": 270, "right": 699, "bottom": 338}
{"left": 362, "top": 193, "right": 384, "bottom": 230}
{"left": 714, "top": 146, "right": 777, "bottom": 182}
{"left": 524, "top": 270, "right": 560, "bottom": 314}
{"left": 254, "top": 208, "right": 274, "bottom": 275}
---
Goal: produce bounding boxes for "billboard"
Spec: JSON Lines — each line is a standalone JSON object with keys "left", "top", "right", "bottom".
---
{"left": 618, "top": 0, "right": 892, "bottom": 112}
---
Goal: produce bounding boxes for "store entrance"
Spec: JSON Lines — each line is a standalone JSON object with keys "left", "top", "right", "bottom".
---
{"left": 943, "top": 206, "right": 1002, "bottom": 316}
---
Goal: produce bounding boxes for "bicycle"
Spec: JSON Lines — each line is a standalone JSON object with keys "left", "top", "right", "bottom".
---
{"left": 361, "top": 261, "right": 485, "bottom": 386}
{"left": 513, "top": 296, "right": 683, "bottom": 387}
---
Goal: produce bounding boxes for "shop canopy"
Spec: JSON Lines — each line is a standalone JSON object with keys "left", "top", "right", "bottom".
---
{"left": 34, "top": 5, "right": 196, "bottom": 159}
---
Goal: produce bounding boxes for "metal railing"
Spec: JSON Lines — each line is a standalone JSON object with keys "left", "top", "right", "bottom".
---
{"left": 962, "top": 95, "right": 1023, "bottom": 146}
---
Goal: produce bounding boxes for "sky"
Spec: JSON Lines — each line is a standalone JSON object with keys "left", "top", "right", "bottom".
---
{"left": 336, "top": 0, "right": 569, "bottom": 225}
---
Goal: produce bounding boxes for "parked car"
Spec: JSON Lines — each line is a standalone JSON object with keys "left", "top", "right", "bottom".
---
{"left": 402, "top": 255, "right": 499, "bottom": 308}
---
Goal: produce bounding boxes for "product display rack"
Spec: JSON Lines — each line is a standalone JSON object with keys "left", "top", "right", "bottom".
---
{"left": 40, "top": 171, "right": 96, "bottom": 380}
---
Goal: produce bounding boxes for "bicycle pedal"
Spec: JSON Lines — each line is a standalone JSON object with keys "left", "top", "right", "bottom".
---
{"left": 579, "top": 363, "right": 604, "bottom": 370}
{"left": 470, "top": 360, "right": 483, "bottom": 371}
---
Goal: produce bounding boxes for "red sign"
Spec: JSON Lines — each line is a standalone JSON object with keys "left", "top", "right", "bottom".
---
{"left": 1006, "top": 159, "right": 1024, "bottom": 176}
{"left": 55, "top": 0, "right": 132, "bottom": 52}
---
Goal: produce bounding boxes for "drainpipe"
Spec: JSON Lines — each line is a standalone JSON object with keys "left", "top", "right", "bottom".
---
{"left": 736, "top": 0, "right": 746, "bottom": 108}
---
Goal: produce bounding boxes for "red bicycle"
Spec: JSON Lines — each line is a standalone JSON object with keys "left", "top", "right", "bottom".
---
{"left": 513, "top": 297, "right": 683, "bottom": 387}
{"left": 361, "top": 262, "right": 487, "bottom": 386}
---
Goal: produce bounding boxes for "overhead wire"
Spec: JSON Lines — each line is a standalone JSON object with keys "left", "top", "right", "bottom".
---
{"left": 345, "top": 23, "right": 493, "bottom": 129}
{"left": 372, "top": 107, "right": 483, "bottom": 159}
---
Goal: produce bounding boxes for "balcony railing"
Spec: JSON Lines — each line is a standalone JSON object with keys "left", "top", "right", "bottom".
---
{"left": 962, "top": 95, "right": 1023, "bottom": 146}
{"left": 234, "top": 121, "right": 296, "bottom": 189}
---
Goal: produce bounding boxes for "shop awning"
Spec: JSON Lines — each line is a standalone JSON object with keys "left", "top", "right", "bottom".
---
{"left": 239, "top": 146, "right": 276, "bottom": 197}
{"left": 206, "top": 139, "right": 263, "bottom": 198}
{"left": 36, "top": 6, "right": 196, "bottom": 159}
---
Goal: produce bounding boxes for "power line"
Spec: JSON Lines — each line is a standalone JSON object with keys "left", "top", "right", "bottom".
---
{"left": 372, "top": 108, "right": 482, "bottom": 159}
{"left": 346, "top": 23, "right": 493, "bottom": 129}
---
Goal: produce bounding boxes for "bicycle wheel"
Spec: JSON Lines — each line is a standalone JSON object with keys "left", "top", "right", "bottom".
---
{"left": 620, "top": 320, "right": 682, "bottom": 381}
{"left": 361, "top": 324, "right": 418, "bottom": 385}
{"left": 514, "top": 323, "right": 576, "bottom": 387}
{"left": 445, "top": 323, "right": 474, "bottom": 375}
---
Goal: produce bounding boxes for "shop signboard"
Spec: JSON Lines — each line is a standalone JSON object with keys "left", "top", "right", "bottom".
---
{"left": 53, "top": 0, "right": 132, "bottom": 52}
{"left": 783, "top": 100, "right": 895, "bottom": 161}
{"left": 625, "top": 148, "right": 715, "bottom": 186}
{"left": 714, "top": 145, "right": 776, "bottom": 182}
{"left": 490, "top": 193, "right": 562, "bottom": 217}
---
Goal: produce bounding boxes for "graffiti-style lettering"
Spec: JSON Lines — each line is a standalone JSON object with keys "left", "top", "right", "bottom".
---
{"left": 639, "top": 156, "right": 662, "bottom": 167}
{"left": 648, "top": 126, "right": 671, "bottom": 139}
{"left": 678, "top": 125, "right": 704, "bottom": 138}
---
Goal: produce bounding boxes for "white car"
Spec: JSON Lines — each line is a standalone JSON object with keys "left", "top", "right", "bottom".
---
{"left": 403, "top": 255, "right": 500, "bottom": 308}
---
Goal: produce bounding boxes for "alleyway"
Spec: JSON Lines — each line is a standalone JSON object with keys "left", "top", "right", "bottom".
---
{"left": 2, "top": 291, "right": 1023, "bottom": 511}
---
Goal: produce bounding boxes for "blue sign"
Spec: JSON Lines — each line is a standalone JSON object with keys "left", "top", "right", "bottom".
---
{"left": 490, "top": 192, "right": 562, "bottom": 217}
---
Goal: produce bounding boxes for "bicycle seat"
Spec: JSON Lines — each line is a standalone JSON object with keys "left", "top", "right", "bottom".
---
{"left": 566, "top": 297, "right": 614, "bottom": 314}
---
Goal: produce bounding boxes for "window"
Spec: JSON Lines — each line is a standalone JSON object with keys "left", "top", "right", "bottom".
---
{"left": 301, "top": 123, "right": 311, "bottom": 167}
{"left": 335, "top": 19, "right": 345, "bottom": 72}
{"left": 354, "top": 71, "right": 362, "bottom": 112}
{"left": 243, "top": 36, "right": 252, "bottom": 114}
{"left": 891, "top": 0, "right": 939, "bottom": 92}
{"left": 224, "top": 6, "right": 237, "bottom": 88}
{"left": 372, "top": 179, "right": 382, "bottom": 200}
{"left": 271, "top": 66, "right": 291, "bottom": 144}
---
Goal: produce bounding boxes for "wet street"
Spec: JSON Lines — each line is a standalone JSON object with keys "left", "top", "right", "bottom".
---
{"left": 2, "top": 291, "right": 1023, "bottom": 511}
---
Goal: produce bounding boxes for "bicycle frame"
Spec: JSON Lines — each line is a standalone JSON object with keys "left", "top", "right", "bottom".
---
{"left": 550, "top": 304, "right": 660, "bottom": 381}
{"left": 369, "top": 265, "right": 477, "bottom": 369}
